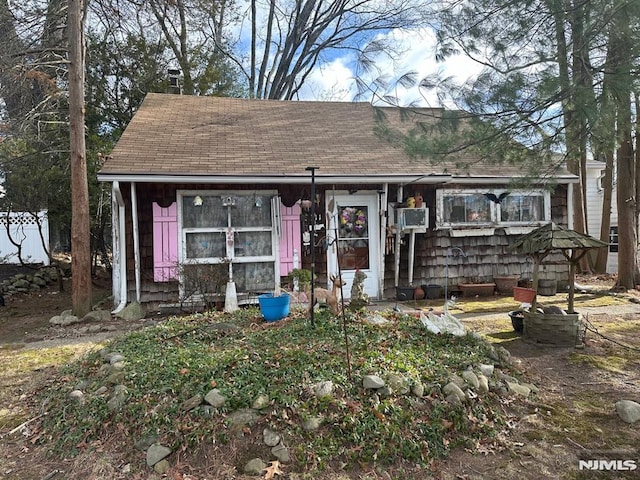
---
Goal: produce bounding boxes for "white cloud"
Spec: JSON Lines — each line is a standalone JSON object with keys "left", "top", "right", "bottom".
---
{"left": 296, "top": 57, "right": 357, "bottom": 101}
{"left": 298, "top": 28, "right": 484, "bottom": 106}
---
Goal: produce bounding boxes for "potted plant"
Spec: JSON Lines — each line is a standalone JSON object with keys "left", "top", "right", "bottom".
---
{"left": 289, "top": 268, "right": 313, "bottom": 292}
{"left": 457, "top": 275, "right": 496, "bottom": 297}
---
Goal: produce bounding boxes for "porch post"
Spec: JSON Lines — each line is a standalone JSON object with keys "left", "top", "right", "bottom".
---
{"left": 130, "top": 182, "right": 141, "bottom": 303}
{"left": 394, "top": 185, "right": 403, "bottom": 288}
{"left": 378, "top": 184, "right": 388, "bottom": 299}
{"left": 306, "top": 166, "right": 318, "bottom": 328}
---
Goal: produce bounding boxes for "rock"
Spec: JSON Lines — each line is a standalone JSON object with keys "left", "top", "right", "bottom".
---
{"left": 263, "top": 428, "right": 281, "bottom": 447}
{"left": 244, "top": 458, "right": 267, "bottom": 476}
{"left": 74, "top": 380, "right": 88, "bottom": 391}
{"left": 95, "top": 386, "right": 108, "bottom": 396}
{"left": 462, "top": 370, "right": 480, "bottom": 389}
{"left": 134, "top": 435, "right": 159, "bottom": 451}
{"left": 68, "top": 390, "right": 85, "bottom": 405}
{"left": 49, "top": 310, "right": 80, "bottom": 326}
{"left": 181, "top": 394, "right": 203, "bottom": 412}
{"left": 363, "top": 375, "right": 385, "bottom": 389}
{"left": 476, "top": 373, "right": 489, "bottom": 393}
{"left": 377, "top": 386, "right": 393, "bottom": 398}
{"left": 227, "top": 409, "right": 260, "bottom": 429}
{"left": 411, "top": 383, "right": 425, "bottom": 398}
{"left": 448, "top": 374, "right": 466, "bottom": 389}
{"left": 107, "top": 384, "right": 128, "bottom": 412}
{"left": 386, "top": 374, "right": 410, "bottom": 395}
{"left": 108, "top": 354, "right": 125, "bottom": 365}
{"left": 271, "top": 444, "right": 291, "bottom": 463}
{"left": 252, "top": 394, "right": 270, "bottom": 410}
{"left": 12, "top": 279, "right": 30, "bottom": 289}
{"left": 146, "top": 444, "right": 172, "bottom": 467}
{"left": 204, "top": 389, "right": 226, "bottom": 408}
{"left": 313, "top": 381, "right": 334, "bottom": 399}
{"left": 302, "top": 416, "right": 323, "bottom": 431}
{"left": 478, "top": 364, "right": 495, "bottom": 377}
{"left": 82, "top": 309, "right": 112, "bottom": 323}
{"left": 200, "top": 405, "right": 214, "bottom": 417}
{"left": 615, "top": 400, "right": 640, "bottom": 424}
{"left": 496, "top": 370, "right": 519, "bottom": 383}
{"left": 442, "top": 382, "right": 466, "bottom": 403}
{"left": 363, "top": 314, "right": 391, "bottom": 325}
{"left": 153, "top": 459, "right": 170, "bottom": 474}
{"left": 495, "top": 346, "right": 512, "bottom": 365}
{"left": 115, "top": 302, "right": 146, "bottom": 321}
{"left": 106, "top": 371, "right": 125, "bottom": 385}
{"left": 506, "top": 381, "right": 531, "bottom": 398}
{"left": 110, "top": 361, "right": 126, "bottom": 371}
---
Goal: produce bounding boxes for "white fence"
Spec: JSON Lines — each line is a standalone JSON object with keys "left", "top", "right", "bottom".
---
{"left": 0, "top": 211, "right": 50, "bottom": 265}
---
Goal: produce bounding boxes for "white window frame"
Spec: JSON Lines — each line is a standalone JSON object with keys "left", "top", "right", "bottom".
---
{"left": 436, "top": 188, "right": 551, "bottom": 229}
{"left": 177, "top": 190, "right": 280, "bottom": 293}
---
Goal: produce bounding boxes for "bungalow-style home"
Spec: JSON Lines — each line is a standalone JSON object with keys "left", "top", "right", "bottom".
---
{"left": 98, "top": 93, "right": 579, "bottom": 311}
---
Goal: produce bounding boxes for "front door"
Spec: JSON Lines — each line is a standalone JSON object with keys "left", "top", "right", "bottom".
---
{"left": 326, "top": 192, "right": 380, "bottom": 299}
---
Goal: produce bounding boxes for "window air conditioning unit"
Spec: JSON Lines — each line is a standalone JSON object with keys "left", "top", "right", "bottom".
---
{"left": 388, "top": 206, "right": 429, "bottom": 233}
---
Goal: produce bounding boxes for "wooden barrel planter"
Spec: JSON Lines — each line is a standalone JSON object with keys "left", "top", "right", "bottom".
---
{"left": 537, "top": 279, "right": 558, "bottom": 296}
{"left": 523, "top": 311, "right": 582, "bottom": 346}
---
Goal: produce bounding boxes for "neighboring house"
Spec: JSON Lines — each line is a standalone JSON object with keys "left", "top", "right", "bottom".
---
{"left": 585, "top": 160, "right": 618, "bottom": 273}
{"left": 97, "top": 93, "right": 579, "bottom": 310}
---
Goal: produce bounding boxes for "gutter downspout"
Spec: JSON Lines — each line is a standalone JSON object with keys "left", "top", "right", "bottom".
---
{"left": 567, "top": 182, "right": 574, "bottom": 230}
{"left": 112, "top": 181, "right": 127, "bottom": 314}
{"left": 130, "top": 182, "right": 141, "bottom": 303}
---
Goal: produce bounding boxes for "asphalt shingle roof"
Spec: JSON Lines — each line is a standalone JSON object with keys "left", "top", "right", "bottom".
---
{"left": 98, "top": 93, "right": 576, "bottom": 183}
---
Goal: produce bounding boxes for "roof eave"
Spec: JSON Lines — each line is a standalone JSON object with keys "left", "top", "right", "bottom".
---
{"left": 96, "top": 173, "right": 455, "bottom": 185}
{"left": 96, "top": 172, "right": 579, "bottom": 185}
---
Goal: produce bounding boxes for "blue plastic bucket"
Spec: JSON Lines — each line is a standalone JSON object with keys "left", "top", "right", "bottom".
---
{"left": 258, "top": 293, "right": 291, "bottom": 322}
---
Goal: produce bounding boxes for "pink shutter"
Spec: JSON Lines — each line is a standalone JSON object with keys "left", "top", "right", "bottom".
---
{"left": 279, "top": 203, "right": 301, "bottom": 276}
{"left": 153, "top": 202, "right": 178, "bottom": 282}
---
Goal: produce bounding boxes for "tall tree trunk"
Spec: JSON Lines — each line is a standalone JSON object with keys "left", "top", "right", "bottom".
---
{"left": 69, "top": 0, "right": 92, "bottom": 316}
{"left": 549, "top": 0, "right": 588, "bottom": 242}
{"left": 594, "top": 150, "right": 614, "bottom": 272}
{"left": 612, "top": 1, "right": 638, "bottom": 288}
{"left": 249, "top": 0, "right": 257, "bottom": 97}
{"left": 593, "top": 44, "right": 617, "bottom": 273}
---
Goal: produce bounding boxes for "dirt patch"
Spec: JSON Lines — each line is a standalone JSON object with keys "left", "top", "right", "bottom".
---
{"left": 0, "top": 274, "right": 639, "bottom": 479}
{"left": 437, "top": 309, "right": 640, "bottom": 480}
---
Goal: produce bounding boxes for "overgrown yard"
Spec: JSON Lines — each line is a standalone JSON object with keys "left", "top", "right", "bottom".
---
{"left": 0, "top": 279, "right": 639, "bottom": 480}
